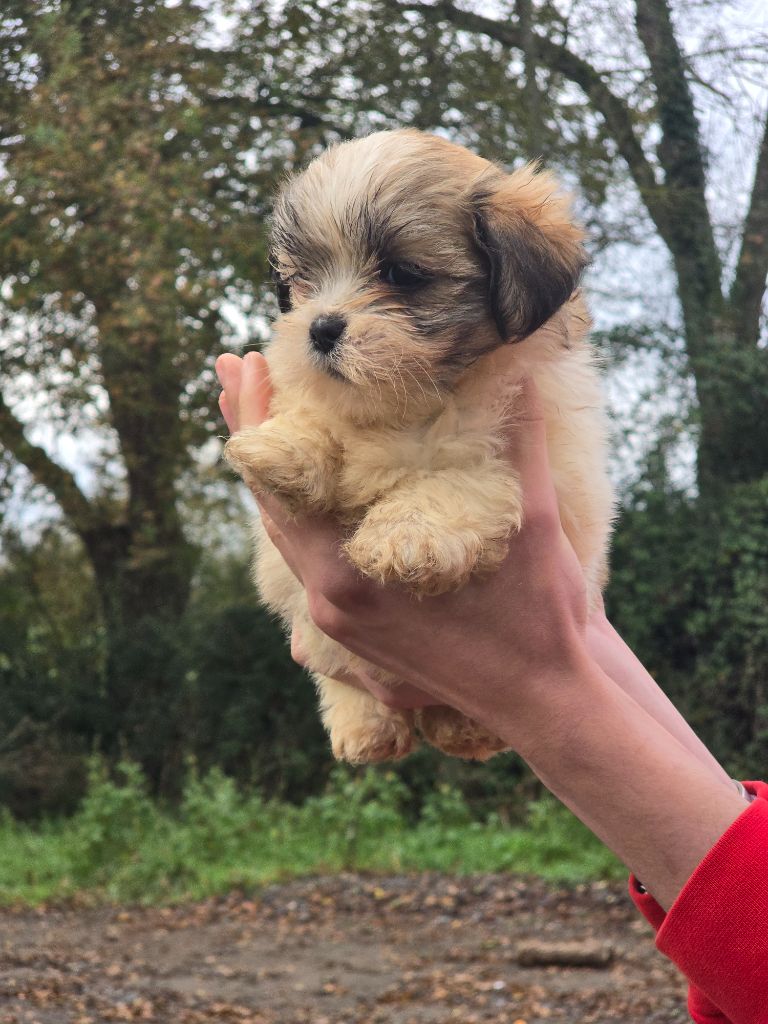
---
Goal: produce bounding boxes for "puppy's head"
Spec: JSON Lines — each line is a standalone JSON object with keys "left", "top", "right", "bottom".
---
{"left": 268, "top": 129, "right": 588, "bottom": 422}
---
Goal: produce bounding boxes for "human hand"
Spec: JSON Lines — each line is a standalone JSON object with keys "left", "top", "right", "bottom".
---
{"left": 216, "top": 351, "right": 272, "bottom": 433}
{"left": 215, "top": 351, "right": 590, "bottom": 750}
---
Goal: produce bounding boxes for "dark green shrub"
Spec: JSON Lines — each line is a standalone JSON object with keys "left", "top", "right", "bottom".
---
{"left": 609, "top": 477, "right": 768, "bottom": 777}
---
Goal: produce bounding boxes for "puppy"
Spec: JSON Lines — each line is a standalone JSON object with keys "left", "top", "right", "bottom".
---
{"left": 225, "top": 128, "right": 614, "bottom": 764}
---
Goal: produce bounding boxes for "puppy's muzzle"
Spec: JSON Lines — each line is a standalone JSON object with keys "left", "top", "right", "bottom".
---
{"left": 309, "top": 314, "right": 346, "bottom": 354}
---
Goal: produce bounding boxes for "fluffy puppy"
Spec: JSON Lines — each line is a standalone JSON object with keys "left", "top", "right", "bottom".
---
{"left": 225, "top": 128, "right": 614, "bottom": 764}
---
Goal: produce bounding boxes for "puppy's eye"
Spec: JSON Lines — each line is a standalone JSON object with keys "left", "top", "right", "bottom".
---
{"left": 380, "top": 261, "right": 430, "bottom": 288}
{"left": 271, "top": 268, "right": 293, "bottom": 314}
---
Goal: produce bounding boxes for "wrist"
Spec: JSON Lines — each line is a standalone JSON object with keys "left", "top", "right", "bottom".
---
{"left": 442, "top": 628, "right": 595, "bottom": 754}
{"left": 502, "top": 643, "right": 602, "bottom": 758}
{"left": 516, "top": 664, "right": 747, "bottom": 909}
{"left": 583, "top": 614, "right": 733, "bottom": 788}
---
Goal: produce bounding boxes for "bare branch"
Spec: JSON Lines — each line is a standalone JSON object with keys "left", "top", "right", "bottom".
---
{"left": 516, "top": 0, "right": 544, "bottom": 157}
{"left": 205, "top": 89, "right": 352, "bottom": 138}
{"left": 635, "top": 0, "right": 707, "bottom": 195}
{"left": 0, "top": 388, "right": 96, "bottom": 533}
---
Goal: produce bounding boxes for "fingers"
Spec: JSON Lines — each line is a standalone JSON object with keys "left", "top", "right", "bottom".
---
{"left": 290, "top": 621, "right": 436, "bottom": 708}
{"left": 218, "top": 392, "right": 237, "bottom": 434}
{"left": 290, "top": 624, "right": 309, "bottom": 667}
{"left": 328, "top": 670, "right": 437, "bottom": 709}
{"left": 370, "top": 678, "right": 440, "bottom": 709}
{"left": 215, "top": 353, "right": 243, "bottom": 433}
{"left": 216, "top": 352, "right": 242, "bottom": 387}
{"left": 258, "top": 489, "right": 347, "bottom": 570}
{"left": 215, "top": 351, "right": 273, "bottom": 433}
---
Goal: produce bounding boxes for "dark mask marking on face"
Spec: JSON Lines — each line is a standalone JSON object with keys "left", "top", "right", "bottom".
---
{"left": 270, "top": 259, "right": 293, "bottom": 313}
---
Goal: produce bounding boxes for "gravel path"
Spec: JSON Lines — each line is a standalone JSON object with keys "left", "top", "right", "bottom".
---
{"left": 0, "top": 873, "right": 689, "bottom": 1023}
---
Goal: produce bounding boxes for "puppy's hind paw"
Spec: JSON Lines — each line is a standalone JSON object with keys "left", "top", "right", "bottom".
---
{"left": 416, "top": 705, "right": 509, "bottom": 761}
{"left": 331, "top": 714, "right": 417, "bottom": 764}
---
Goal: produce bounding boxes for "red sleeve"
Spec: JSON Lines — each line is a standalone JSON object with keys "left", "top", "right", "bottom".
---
{"left": 629, "top": 876, "right": 730, "bottom": 1022}
{"left": 629, "top": 781, "right": 768, "bottom": 1024}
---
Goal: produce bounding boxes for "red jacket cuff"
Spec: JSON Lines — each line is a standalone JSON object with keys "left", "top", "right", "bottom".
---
{"left": 629, "top": 872, "right": 667, "bottom": 927}
{"left": 656, "top": 787, "right": 768, "bottom": 1024}
{"left": 629, "top": 782, "right": 768, "bottom": 1024}
{"left": 629, "top": 874, "right": 727, "bottom": 1022}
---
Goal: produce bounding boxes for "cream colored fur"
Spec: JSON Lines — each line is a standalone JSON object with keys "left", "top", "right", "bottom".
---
{"left": 224, "top": 129, "right": 614, "bottom": 764}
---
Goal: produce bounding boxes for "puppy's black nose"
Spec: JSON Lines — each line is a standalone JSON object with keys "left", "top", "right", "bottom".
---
{"left": 309, "top": 314, "right": 346, "bottom": 354}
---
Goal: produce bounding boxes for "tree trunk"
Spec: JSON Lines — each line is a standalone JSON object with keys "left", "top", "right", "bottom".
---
{"left": 688, "top": 323, "right": 768, "bottom": 491}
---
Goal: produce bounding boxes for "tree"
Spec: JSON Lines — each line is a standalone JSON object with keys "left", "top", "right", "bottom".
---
{"left": 0, "top": 527, "right": 100, "bottom": 815}
{"left": 0, "top": 0, "right": 275, "bottom": 785}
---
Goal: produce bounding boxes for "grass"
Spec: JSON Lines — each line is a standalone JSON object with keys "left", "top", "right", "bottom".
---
{"left": 0, "top": 761, "right": 624, "bottom": 905}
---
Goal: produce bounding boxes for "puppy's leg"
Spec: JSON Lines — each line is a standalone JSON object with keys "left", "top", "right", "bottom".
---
{"left": 224, "top": 415, "right": 339, "bottom": 512}
{"left": 345, "top": 464, "right": 522, "bottom": 595}
{"left": 256, "top": 528, "right": 414, "bottom": 764}
{"left": 316, "top": 675, "right": 417, "bottom": 764}
{"left": 416, "top": 705, "right": 509, "bottom": 761}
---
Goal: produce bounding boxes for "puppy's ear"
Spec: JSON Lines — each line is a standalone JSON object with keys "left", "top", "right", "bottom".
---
{"left": 470, "top": 165, "right": 589, "bottom": 342}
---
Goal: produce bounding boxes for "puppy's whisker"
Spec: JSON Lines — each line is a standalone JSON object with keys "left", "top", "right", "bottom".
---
{"left": 392, "top": 343, "right": 418, "bottom": 419}
{"left": 393, "top": 365, "right": 409, "bottom": 420}
{"left": 385, "top": 372, "right": 406, "bottom": 416}
{"left": 400, "top": 360, "right": 428, "bottom": 411}
{"left": 410, "top": 354, "right": 444, "bottom": 406}
{"left": 350, "top": 346, "right": 386, "bottom": 407}
{"left": 387, "top": 348, "right": 408, "bottom": 418}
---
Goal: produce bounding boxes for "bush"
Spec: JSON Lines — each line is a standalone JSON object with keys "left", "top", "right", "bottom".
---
{"left": 0, "top": 529, "right": 103, "bottom": 816}
{"left": 0, "top": 761, "right": 622, "bottom": 905}
{"left": 608, "top": 476, "right": 768, "bottom": 777}
{"left": 186, "top": 602, "right": 332, "bottom": 800}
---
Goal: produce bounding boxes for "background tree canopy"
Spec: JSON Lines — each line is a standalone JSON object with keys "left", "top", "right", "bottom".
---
{"left": 0, "top": 0, "right": 766, "bottom": 812}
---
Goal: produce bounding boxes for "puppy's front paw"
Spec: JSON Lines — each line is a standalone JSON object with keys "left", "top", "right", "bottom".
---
{"left": 345, "top": 500, "right": 508, "bottom": 596}
{"left": 416, "top": 705, "right": 509, "bottom": 761}
{"left": 224, "top": 420, "right": 338, "bottom": 511}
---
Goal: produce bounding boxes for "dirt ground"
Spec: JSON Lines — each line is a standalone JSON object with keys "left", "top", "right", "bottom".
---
{"left": 0, "top": 873, "right": 690, "bottom": 1024}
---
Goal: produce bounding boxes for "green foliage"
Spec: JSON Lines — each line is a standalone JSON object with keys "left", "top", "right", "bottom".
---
{"left": 186, "top": 599, "right": 331, "bottom": 799}
{"left": 0, "top": 528, "right": 103, "bottom": 816}
{"left": 608, "top": 476, "right": 768, "bottom": 777}
{"left": 0, "top": 531, "right": 332, "bottom": 812}
{"left": 69, "top": 760, "right": 161, "bottom": 888}
{"left": 0, "top": 762, "right": 622, "bottom": 906}
{"left": 300, "top": 767, "right": 411, "bottom": 868}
